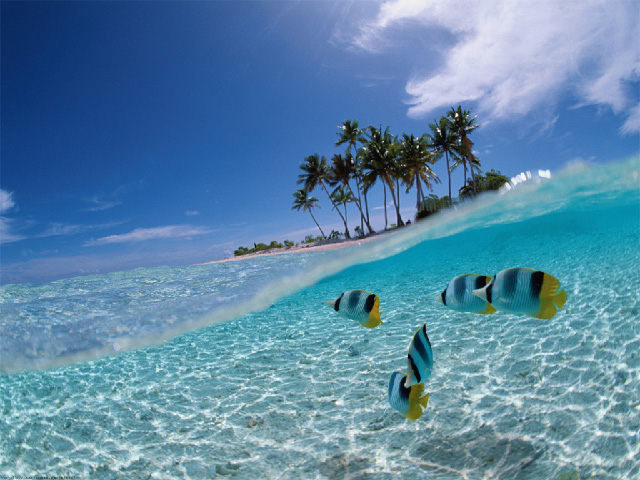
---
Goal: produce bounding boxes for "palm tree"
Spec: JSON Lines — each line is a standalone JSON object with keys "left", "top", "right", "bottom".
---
{"left": 328, "top": 153, "right": 374, "bottom": 234}
{"left": 362, "top": 126, "right": 404, "bottom": 228}
{"left": 398, "top": 133, "right": 440, "bottom": 209}
{"left": 292, "top": 189, "right": 325, "bottom": 238}
{"left": 331, "top": 186, "right": 355, "bottom": 228}
{"left": 427, "top": 117, "right": 460, "bottom": 207}
{"left": 447, "top": 105, "right": 480, "bottom": 195}
{"left": 297, "top": 153, "right": 350, "bottom": 238}
{"left": 336, "top": 120, "right": 369, "bottom": 233}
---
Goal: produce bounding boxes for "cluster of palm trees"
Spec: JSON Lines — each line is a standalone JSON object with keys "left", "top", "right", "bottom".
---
{"left": 292, "top": 105, "right": 481, "bottom": 239}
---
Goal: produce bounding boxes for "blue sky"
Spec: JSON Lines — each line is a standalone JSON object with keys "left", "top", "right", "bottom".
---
{"left": 1, "top": 0, "right": 639, "bottom": 284}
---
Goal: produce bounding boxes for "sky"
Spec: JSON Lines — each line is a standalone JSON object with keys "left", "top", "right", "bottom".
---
{"left": 1, "top": 0, "right": 639, "bottom": 285}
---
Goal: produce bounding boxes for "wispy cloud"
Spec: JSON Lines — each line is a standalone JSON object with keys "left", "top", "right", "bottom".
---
{"left": 0, "top": 189, "right": 16, "bottom": 213}
{"left": 38, "top": 221, "right": 124, "bottom": 238}
{"left": 0, "top": 189, "right": 24, "bottom": 244}
{"left": 83, "top": 197, "right": 122, "bottom": 212}
{"left": 85, "top": 225, "right": 213, "bottom": 247}
{"left": 353, "top": 0, "right": 640, "bottom": 133}
{"left": 185, "top": 210, "right": 200, "bottom": 216}
{"left": 82, "top": 182, "right": 143, "bottom": 212}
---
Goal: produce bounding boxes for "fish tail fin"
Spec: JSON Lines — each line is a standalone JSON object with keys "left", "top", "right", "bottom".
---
{"left": 362, "top": 313, "right": 382, "bottom": 328}
{"left": 553, "top": 289, "right": 567, "bottom": 311}
{"left": 541, "top": 273, "right": 562, "bottom": 296}
{"left": 420, "top": 392, "right": 430, "bottom": 408}
{"left": 535, "top": 300, "right": 558, "bottom": 319}
{"left": 434, "top": 294, "right": 444, "bottom": 304}
{"left": 405, "top": 383, "right": 426, "bottom": 421}
{"left": 480, "top": 303, "right": 497, "bottom": 315}
{"left": 324, "top": 300, "right": 336, "bottom": 307}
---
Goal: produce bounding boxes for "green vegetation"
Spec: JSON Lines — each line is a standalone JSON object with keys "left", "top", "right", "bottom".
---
{"left": 293, "top": 105, "right": 502, "bottom": 235}
{"left": 233, "top": 240, "right": 286, "bottom": 257}
{"left": 458, "top": 170, "right": 510, "bottom": 199}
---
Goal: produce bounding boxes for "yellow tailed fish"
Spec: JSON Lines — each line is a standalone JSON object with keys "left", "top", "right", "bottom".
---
{"left": 435, "top": 274, "right": 497, "bottom": 314}
{"left": 473, "top": 267, "right": 567, "bottom": 319}
{"left": 387, "top": 371, "right": 430, "bottom": 421}
{"left": 325, "top": 289, "right": 382, "bottom": 329}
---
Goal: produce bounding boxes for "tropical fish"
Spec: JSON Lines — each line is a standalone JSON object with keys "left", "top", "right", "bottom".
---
{"left": 405, "top": 323, "right": 434, "bottom": 387}
{"left": 472, "top": 267, "right": 567, "bottom": 319}
{"left": 388, "top": 371, "right": 430, "bottom": 421}
{"left": 435, "top": 274, "right": 497, "bottom": 314}
{"left": 325, "top": 289, "right": 382, "bottom": 328}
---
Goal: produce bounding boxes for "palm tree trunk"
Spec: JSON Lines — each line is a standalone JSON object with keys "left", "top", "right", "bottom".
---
{"left": 463, "top": 134, "right": 477, "bottom": 195}
{"left": 463, "top": 162, "right": 468, "bottom": 189}
{"left": 415, "top": 172, "right": 422, "bottom": 210}
{"left": 382, "top": 182, "right": 388, "bottom": 229}
{"left": 346, "top": 181, "right": 373, "bottom": 235}
{"left": 364, "top": 189, "right": 370, "bottom": 225}
{"left": 387, "top": 177, "right": 404, "bottom": 227}
{"left": 321, "top": 181, "right": 350, "bottom": 238}
{"left": 353, "top": 173, "right": 365, "bottom": 234}
{"left": 309, "top": 210, "right": 325, "bottom": 238}
{"left": 468, "top": 154, "right": 478, "bottom": 195}
{"left": 445, "top": 151, "right": 452, "bottom": 207}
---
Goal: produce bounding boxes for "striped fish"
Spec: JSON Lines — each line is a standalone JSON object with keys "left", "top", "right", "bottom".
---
{"left": 435, "top": 274, "right": 497, "bottom": 314}
{"left": 472, "top": 267, "right": 567, "bottom": 319}
{"left": 405, "top": 323, "right": 434, "bottom": 387}
{"left": 325, "top": 289, "right": 382, "bottom": 328}
{"left": 387, "top": 371, "right": 430, "bottom": 421}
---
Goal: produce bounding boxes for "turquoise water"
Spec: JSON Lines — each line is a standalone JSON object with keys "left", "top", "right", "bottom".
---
{"left": 1, "top": 158, "right": 639, "bottom": 479}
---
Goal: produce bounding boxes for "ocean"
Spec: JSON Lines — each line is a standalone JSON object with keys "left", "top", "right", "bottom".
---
{"left": 1, "top": 157, "right": 639, "bottom": 479}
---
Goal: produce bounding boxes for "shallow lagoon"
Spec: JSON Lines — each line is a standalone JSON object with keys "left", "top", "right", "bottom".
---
{"left": 1, "top": 159, "right": 639, "bottom": 479}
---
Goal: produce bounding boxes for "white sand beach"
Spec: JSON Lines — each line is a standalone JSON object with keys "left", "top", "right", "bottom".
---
{"left": 198, "top": 233, "right": 385, "bottom": 265}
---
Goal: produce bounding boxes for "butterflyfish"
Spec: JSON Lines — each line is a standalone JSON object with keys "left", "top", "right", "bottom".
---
{"left": 435, "top": 274, "right": 497, "bottom": 314}
{"left": 405, "top": 323, "right": 434, "bottom": 387}
{"left": 325, "top": 289, "right": 382, "bottom": 329}
{"left": 388, "top": 371, "right": 430, "bottom": 421}
{"left": 472, "top": 267, "right": 567, "bottom": 319}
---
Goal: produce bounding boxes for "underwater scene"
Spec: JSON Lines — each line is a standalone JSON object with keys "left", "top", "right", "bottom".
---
{"left": 1, "top": 158, "right": 639, "bottom": 479}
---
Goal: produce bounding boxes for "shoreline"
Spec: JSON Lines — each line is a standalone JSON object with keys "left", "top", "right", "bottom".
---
{"left": 197, "top": 232, "right": 386, "bottom": 265}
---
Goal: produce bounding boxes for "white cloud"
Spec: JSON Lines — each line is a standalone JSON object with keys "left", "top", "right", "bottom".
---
{"left": 354, "top": 0, "right": 640, "bottom": 133}
{"left": 85, "top": 225, "right": 212, "bottom": 246}
{"left": 185, "top": 210, "right": 200, "bottom": 216}
{"left": 83, "top": 197, "right": 122, "bottom": 212}
{"left": 0, "top": 189, "right": 15, "bottom": 213}
{"left": 0, "top": 217, "right": 24, "bottom": 244}
{"left": 38, "top": 221, "right": 123, "bottom": 238}
{"left": 0, "top": 189, "right": 24, "bottom": 244}
{"left": 622, "top": 102, "right": 640, "bottom": 135}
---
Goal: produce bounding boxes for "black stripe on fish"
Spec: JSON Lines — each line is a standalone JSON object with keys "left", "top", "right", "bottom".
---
{"left": 503, "top": 268, "right": 519, "bottom": 298}
{"left": 398, "top": 375, "right": 411, "bottom": 400}
{"left": 421, "top": 324, "right": 432, "bottom": 349}
{"left": 348, "top": 290, "right": 361, "bottom": 310}
{"left": 453, "top": 275, "right": 466, "bottom": 301}
{"left": 334, "top": 293, "right": 343, "bottom": 311}
{"left": 530, "top": 270, "right": 544, "bottom": 298}
{"left": 486, "top": 280, "right": 493, "bottom": 304}
{"left": 412, "top": 330, "right": 430, "bottom": 364}
{"left": 364, "top": 294, "right": 376, "bottom": 313}
{"left": 475, "top": 275, "right": 488, "bottom": 289}
{"left": 440, "top": 289, "right": 447, "bottom": 305}
{"left": 408, "top": 353, "right": 421, "bottom": 383}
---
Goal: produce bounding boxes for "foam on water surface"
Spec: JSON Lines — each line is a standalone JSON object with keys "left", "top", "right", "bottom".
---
{"left": 1, "top": 158, "right": 639, "bottom": 479}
